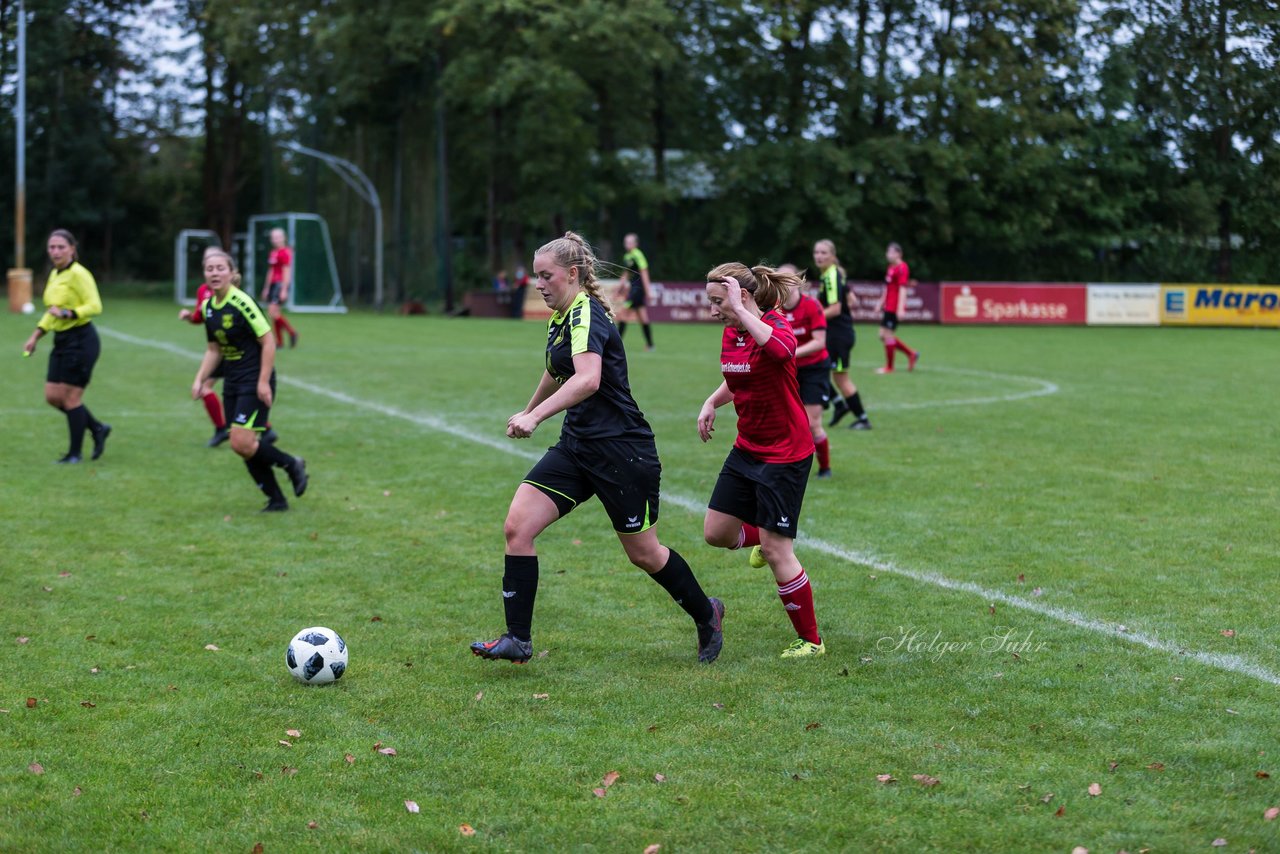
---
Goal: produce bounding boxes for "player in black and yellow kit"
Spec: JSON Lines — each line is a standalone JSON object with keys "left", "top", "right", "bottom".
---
{"left": 813, "top": 239, "right": 871, "bottom": 430}
{"left": 22, "top": 230, "right": 112, "bottom": 464}
{"left": 614, "top": 233, "right": 655, "bottom": 350}
{"left": 192, "top": 250, "right": 308, "bottom": 512}
{"left": 471, "top": 231, "right": 724, "bottom": 664}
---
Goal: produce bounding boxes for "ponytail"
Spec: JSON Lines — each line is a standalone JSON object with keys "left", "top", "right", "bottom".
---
{"left": 706, "top": 261, "right": 803, "bottom": 313}
{"left": 204, "top": 248, "right": 243, "bottom": 289}
{"left": 536, "top": 231, "right": 614, "bottom": 321}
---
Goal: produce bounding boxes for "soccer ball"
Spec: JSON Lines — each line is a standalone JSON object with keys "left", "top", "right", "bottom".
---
{"left": 286, "top": 626, "right": 347, "bottom": 685}
{"left": 21, "top": 302, "right": 34, "bottom": 315}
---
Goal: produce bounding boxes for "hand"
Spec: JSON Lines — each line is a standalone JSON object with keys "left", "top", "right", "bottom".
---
{"left": 507, "top": 411, "right": 540, "bottom": 439}
{"left": 23, "top": 335, "right": 38, "bottom": 356}
{"left": 191, "top": 381, "right": 204, "bottom": 401}
{"left": 179, "top": 309, "right": 192, "bottom": 321}
{"left": 257, "top": 380, "right": 274, "bottom": 407}
{"left": 720, "top": 277, "right": 747, "bottom": 317}
{"left": 697, "top": 401, "right": 717, "bottom": 443}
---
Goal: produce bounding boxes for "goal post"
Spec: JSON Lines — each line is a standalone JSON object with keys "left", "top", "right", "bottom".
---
{"left": 245, "top": 213, "right": 346, "bottom": 313}
{"left": 174, "top": 229, "right": 222, "bottom": 305}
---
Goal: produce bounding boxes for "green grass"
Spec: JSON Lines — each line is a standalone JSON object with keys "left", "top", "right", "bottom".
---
{"left": 2, "top": 299, "right": 1278, "bottom": 852}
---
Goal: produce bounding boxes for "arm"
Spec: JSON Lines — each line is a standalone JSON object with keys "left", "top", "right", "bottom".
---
{"left": 63, "top": 266, "right": 103, "bottom": 320}
{"left": 520, "top": 370, "right": 561, "bottom": 416}
{"left": 795, "top": 328, "right": 826, "bottom": 360}
{"left": 640, "top": 266, "right": 652, "bottom": 301}
{"left": 278, "top": 252, "right": 293, "bottom": 301}
{"left": 22, "top": 326, "right": 47, "bottom": 355}
{"left": 719, "top": 278, "right": 790, "bottom": 353}
{"left": 697, "top": 380, "right": 734, "bottom": 443}
{"left": 192, "top": 342, "right": 223, "bottom": 399}
{"left": 508, "top": 353, "right": 602, "bottom": 439}
{"left": 256, "top": 332, "right": 277, "bottom": 406}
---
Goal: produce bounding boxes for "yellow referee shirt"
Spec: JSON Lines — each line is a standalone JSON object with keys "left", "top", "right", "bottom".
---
{"left": 37, "top": 262, "right": 102, "bottom": 333}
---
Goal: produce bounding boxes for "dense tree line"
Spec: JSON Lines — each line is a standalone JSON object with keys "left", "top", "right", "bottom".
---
{"left": 1, "top": 0, "right": 1278, "bottom": 302}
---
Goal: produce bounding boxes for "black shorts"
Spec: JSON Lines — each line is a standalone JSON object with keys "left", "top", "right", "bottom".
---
{"left": 796, "top": 363, "right": 831, "bottom": 407}
{"left": 210, "top": 361, "right": 225, "bottom": 381}
{"left": 708, "top": 446, "right": 813, "bottom": 538}
{"left": 826, "top": 328, "right": 854, "bottom": 372}
{"left": 524, "top": 436, "right": 661, "bottom": 535}
{"left": 47, "top": 323, "right": 100, "bottom": 388}
{"left": 225, "top": 377, "right": 275, "bottom": 431}
{"left": 881, "top": 311, "right": 899, "bottom": 330}
{"left": 626, "top": 283, "right": 646, "bottom": 309}
{"left": 266, "top": 283, "right": 283, "bottom": 305}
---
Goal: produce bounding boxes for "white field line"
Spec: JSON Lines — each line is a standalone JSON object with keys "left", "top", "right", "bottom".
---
{"left": 99, "top": 326, "right": 1280, "bottom": 688}
{"left": 851, "top": 362, "right": 1061, "bottom": 410}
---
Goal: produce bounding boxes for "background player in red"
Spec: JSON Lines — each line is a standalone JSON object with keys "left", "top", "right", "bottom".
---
{"left": 698, "top": 262, "right": 825, "bottom": 659}
{"left": 778, "top": 264, "right": 834, "bottom": 478}
{"left": 261, "top": 227, "right": 299, "bottom": 349}
{"left": 876, "top": 241, "right": 919, "bottom": 373}
{"left": 179, "top": 247, "right": 230, "bottom": 446}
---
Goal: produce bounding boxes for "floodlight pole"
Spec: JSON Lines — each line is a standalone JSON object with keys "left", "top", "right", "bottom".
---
{"left": 277, "top": 141, "right": 384, "bottom": 310}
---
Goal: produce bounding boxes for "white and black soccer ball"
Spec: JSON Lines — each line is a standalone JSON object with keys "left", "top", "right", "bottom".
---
{"left": 286, "top": 626, "right": 347, "bottom": 685}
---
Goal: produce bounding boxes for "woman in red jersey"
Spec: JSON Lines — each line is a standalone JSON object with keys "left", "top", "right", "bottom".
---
{"left": 876, "top": 242, "right": 918, "bottom": 373}
{"left": 777, "top": 264, "right": 834, "bottom": 478}
{"left": 261, "top": 228, "right": 299, "bottom": 348}
{"left": 698, "top": 262, "right": 825, "bottom": 658}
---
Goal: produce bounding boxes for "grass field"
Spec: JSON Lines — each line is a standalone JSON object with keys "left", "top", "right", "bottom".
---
{"left": 2, "top": 298, "right": 1278, "bottom": 852}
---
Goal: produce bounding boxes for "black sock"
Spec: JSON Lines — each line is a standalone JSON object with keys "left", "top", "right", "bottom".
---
{"left": 254, "top": 441, "right": 296, "bottom": 470}
{"left": 642, "top": 324, "right": 653, "bottom": 346}
{"left": 617, "top": 321, "right": 628, "bottom": 338}
{"left": 648, "top": 548, "right": 714, "bottom": 625}
{"left": 502, "top": 555, "right": 539, "bottom": 642}
{"left": 847, "top": 392, "right": 866, "bottom": 419}
{"left": 81, "top": 407, "right": 103, "bottom": 432}
{"left": 64, "top": 406, "right": 88, "bottom": 457}
{"left": 244, "top": 457, "right": 286, "bottom": 502}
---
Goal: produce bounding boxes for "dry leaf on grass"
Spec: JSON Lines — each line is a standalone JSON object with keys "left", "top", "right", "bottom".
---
{"left": 17, "top": 637, "right": 29, "bottom": 644}
{"left": 344, "top": 754, "right": 355, "bottom": 765}
{"left": 286, "top": 729, "right": 301, "bottom": 738}
{"left": 1264, "top": 806, "right": 1279, "bottom": 821}
{"left": 1211, "top": 840, "right": 1227, "bottom": 848}
{"left": 1071, "top": 847, "right": 1088, "bottom": 854}
{"left": 377, "top": 747, "right": 397, "bottom": 756}
{"left": 281, "top": 766, "right": 298, "bottom": 776}
{"left": 804, "top": 722, "right": 822, "bottom": 731}
{"left": 474, "top": 692, "right": 483, "bottom": 702}
{"left": 252, "top": 844, "right": 263, "bottom": 854}
{"left": 1040, "top": 793, "right": 1054, "bottom": 803}
{"left": 80, "top": 701, "right": 95, "bottom": 708}
{"left": 279, "top": 741, "right": 293, "bottom": 748}
{"left": 1256, "top": 771, "right": 1270, "bottom": 779}
{"left": 1221, "top": 629, "right": 1236, "bottom": 638}
{"left": 306, "top": 821, "right": 317, "bottom": 829}
{"left": 1032, "top": 587, "right": 1043, "bottom": 596}
{"left": 459, "top": 824, "right": 476, "bottom": 836}
{"left": 1109, "top": 762, "right": 1119, "bottom": 773}
{"left": 533, "top": 693, "right": 550, "bottom": 700}
{"left": 204, "top": 644, "right": 219, "bottom": 651}
{"left": 592, "top": 788, "right": 607, "bottom": 798}
{"left": 28, "top": 763, "right": 44, "bottom": 775}
{"left": 404, "top": 800, "right": 419, "bottom": 814}
{"left": 876, "top": 774, "right": 897, "bottom": 785}
{"left": 1146, "top": 762, "right": 1165, "bottom": 771}
{"left": 644, "top": 846, "right": 661, "bottom": 854}
{"left": 72, "top": 786, "right": 82, "bottom": 796}
{"left": 654, "top": 774, "right": 666, "bottom": 783}
{"left": 1088, "top": 782, "right": 1102, "bottom": 796}
{"left": 601, "top": 771, "right": 620, "bottom": 788}
{"left": 712, "top": 703, "right": 725, "bottom": 710}
{"left": 26, "top": 697, "right": 37, "bottom": 708}
{"left": 1054, "top": 805, "right": 1066, "bottom": 817}
{"left": 912, "top": 774, "right": 940, "bottom": 787}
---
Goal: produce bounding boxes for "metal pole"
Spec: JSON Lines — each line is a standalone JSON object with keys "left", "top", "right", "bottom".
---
{"left": 435, "top": 52, "right": 453, "bottom": 313}
{"left": 15, "top": 0, "right": 26, "bottom": 269}
{"left": 276, "top": 141, "right": 383, "bottom": 310}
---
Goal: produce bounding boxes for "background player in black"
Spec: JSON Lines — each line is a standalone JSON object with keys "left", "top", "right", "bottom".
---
{"left": 192, "top": 250, "right": 308, "bottom": 512}
{"left": 813, "top": 239, "right": 871, "bottom": 430}
{"left": 614, "top": 233, "right": 655, "bottom": 350}
{"left": 471, "top": 231, "right": 724, "bottom": 664}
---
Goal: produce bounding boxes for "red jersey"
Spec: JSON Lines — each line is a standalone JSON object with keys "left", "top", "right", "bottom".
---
{"left": 783, "top": 295, "right": 828, "bottom": 368}
{"left": 720, "top": 310, "right": 815, "bottom": 464}
{"left": 187, "top": 283, "right": 214, "bottom": 324}
{"left": 884, "top": 262, "right": 909, "bottom": 312}
{"left": 268, "top": 247, "right": 293, "bottom": 285}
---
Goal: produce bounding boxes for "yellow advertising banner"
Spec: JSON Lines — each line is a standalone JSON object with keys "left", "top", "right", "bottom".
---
{"left": 1160, "top": 284, "right": 1280, "bottom": 327}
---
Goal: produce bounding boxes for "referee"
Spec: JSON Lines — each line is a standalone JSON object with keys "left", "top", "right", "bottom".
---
{"left": 22, "top": 229, "right": 112, "bottom": 464}
{"left": 192, "top": 250, "right": 307, "bottom": 511}
{"left": 471, "top": 231, "right": 724, "bottom": 665}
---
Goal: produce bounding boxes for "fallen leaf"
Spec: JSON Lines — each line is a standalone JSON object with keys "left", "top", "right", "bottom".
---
{"left": 654, "top": 773, "right": 666, "bottom": 783}
{"left": 42, "top": 586, "right": 52, "bottom": 592}
{"left": 1032, "top": 587, "right": 1043, "bottom": 597}
{"left": 804, "top": 722, "right": 822, "bottom": 731}
{"left": 572, "top": 539, "right": 583, "bottom": 545}
{"left": 592, "top": 788, "right": 607, "bottom": 798}
{"left": 383, "top": 490, "right": 391, "bottom": 497}
{"left": 285, "top": 729, "right": 301, "bottom": 738}
{"left": 868, "top": 574, "right": 877, "bottom": 580}
{"left": 1055, "top": 805, "right": 1066, "bottom": 817}
{"left": 533, "top": 693, "right": 549, "bottom": 700}
{"left": 1017, "top": 573, "right": 1025, "bottom": 584}
{"left": 17, "top": 637, "right": 29, "bottom": 644}
{"left": 1226, "top": 708, "right": 1239, "bottom": 715}
{"left": 140, "top": 811, "right": 150, "bottom": 821}
{"left": 377, "top": 747, "right": 397, "bottom": 756}
{"left": 80, "top": 701, "right": 95, "bottom": 708}
{"left": 344, "top": 754, "right": 355, "bottom": 765}
{"left": 279, "top": 741, "right": 293, "bottom": 748}
{"left": 988, "top": 604, "right": 996, "bottom": 615}
{"left": 1072, "top": 848, "right": 1088, "bottom": 854}
{"left": 1146, "top": 762, "right": 1165, "bottom": 771}
{"left": 204, "top": 644, "right": 219, "bottom": 651}
{"left": 1257, "top": 771, "right": 1270, "bottom": 779}
{"left": 306, "top": 821, "right": 317, "bottom": 829}
{"left": 58, "top": 571, "right": 71, "bottom": 578}
{"left": 876, "top": 774, "right": 897, "bottom": 785}
{"left": 1109, "top": 762, "right": 1119, "bottom": 773}
{"left": 73, "top": 786, "right": 82, "bottom": 796}
{"left": 912, "top": 774, "right": 940, "bottom": 787}
{"left": 1088, "top": 782, "right": 1102, "bottom": 796}
{"left": 473, "top": 691, "right": 484, "bottom": 702}
{"left": 281, "top": 766, "right": 298, "bottom": 776}
{"left": 602, "top": 771, "right": 620, "bottom": 788}
{"left": 85, "top": 635, "right": 95, "bottom": 641}
{"left": 252, "top": 844, "right": 263, "bottom": 854}
{"left": 28, "top": 763, "right": 44, "bottom": 775}
{"left": 224, "top": 515, "right": 232, "bottom": 522}
{"left": 712, "top": 703, "right": 725, "bottom": 710}
{"left": 1041, "top": 793, "right": 1054, "bottom": 803}
{"left": 90, "top": 668, "right": 100, "bottom": 674}
{"left": 643, "top": 846, "right": 661, "bottom": 854}
{"left": 1264, "top": 806, "right": 1279, "bottom": 821}
{"left": 1222, "top": 629, "right": 1236, "bottom": 638}
{"left": 459, "top": 824, "right": 476, "bottom": 836}
{"left": 370, "top": 615, "right": 382, "bottom": 622}
{"left": 538, "top": 650, "right": 549, "bottom": 659}
{"left": 1212, "top": 840, "right": 1227, "bottom": 848}
{"left": 404, "top": 800, "right": 419, "bottom": 814}
{"left": 26, "top": 698, "right": 37, "bottom": 708}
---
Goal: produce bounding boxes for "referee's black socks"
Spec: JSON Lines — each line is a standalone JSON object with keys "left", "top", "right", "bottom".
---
{"left": 64, "top": 406, "right": 89, "bottom": 457}
{"left": 846, "top": 392, "right": 867, "bottom": 419}
{"left": 503, "top": 555, "right": 539, "bottom": 643}
{"left": 244, "top": 457, "right": 286, "bottom": 503}
{"left": 254, "top": 440, "right": 296, "bottom": 470}
{"left": 649, "top": 549, "right": 714, "bottom": 625}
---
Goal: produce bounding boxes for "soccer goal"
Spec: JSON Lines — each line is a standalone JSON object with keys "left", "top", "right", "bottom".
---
{"left": 173, "top": 229, "right": 223, "bottom": 306}
{"left": 245, "top": 213, "right": 346, "bottom": 313}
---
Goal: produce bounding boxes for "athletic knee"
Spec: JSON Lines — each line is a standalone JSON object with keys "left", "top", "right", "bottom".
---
{"left": 44, "top": 391, "right": 64, "bottom": 409}
{"left": 503, "top": 516, "right": 537, "bottom": 552}
{"left": 229, "top": 432, "right": 257, "bottom": 458}
{"left": 704, "top": 524, "right": 737, "bottom": 549}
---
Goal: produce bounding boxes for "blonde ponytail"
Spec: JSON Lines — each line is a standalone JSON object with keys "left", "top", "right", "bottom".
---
{"left": 536, "top": 231, "right": 614, "bottom": 321}
{"left": 706, "top": 261, "right": 801, "bottom": 313}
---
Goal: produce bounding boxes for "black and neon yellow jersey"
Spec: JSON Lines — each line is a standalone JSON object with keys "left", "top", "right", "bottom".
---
{"left": 204, "top": 286, "right": 273, "bottom": 392}
{"left": 623, "top": 248, "right": 649, "bottom": 287}
{"left": 545, "top": 292, "right": 653, "bottom": 441}
{"left": 817, "top": 265, "right": 853, "bottom": 335}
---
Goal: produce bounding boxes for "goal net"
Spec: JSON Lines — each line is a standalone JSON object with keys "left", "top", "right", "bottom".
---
{"left": 245, "top": 213, "right": 346, "bottom": 313}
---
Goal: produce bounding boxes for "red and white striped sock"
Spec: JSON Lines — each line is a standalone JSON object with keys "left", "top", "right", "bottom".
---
{"left": 731, "top": 523, "right": 761, "bottom": 550}
{"left": 777, "top": 569, "right": 821, "bottom": 644}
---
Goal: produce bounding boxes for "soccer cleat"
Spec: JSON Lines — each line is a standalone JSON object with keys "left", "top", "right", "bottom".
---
{"left": 850, "top": 418, "right": 872, "bottom": 431}
{"left": 287, "top": 457, "right": 308, "bottom": 497}
{"left": 55, "top": 453, "right": 82, "bottom": 465}
{"left": 90, "top": 423, "right": 111, "bottom": 460}
{"left": 780, "top": 638, "right": 826, "bottom": 658}
{"left": 828, "top": 397, "right": 849, "bottom": 427}
{"left": 696, "top": 597, "right": 725, "bottom": 664}
{"left": 208, "top": 427, "right": 230, "bottom": 447}
{"left": 816, "top": 468, "right": 833, "bottom": 479}
{"left": 907, "top": 350, "right": 919, "bottom": 371}
{"left": 262, "top": 499, "right": 289, "bottom": 512}
{"left": 748, "top": 545, "right": 768, "bottom": 569}
{"left": 261, "top": 428, "right": 279, "bottom": 445}
{"left": 289, "top": 332, "right": 299, "bottom": 349}
{"left": 470, "top": 633, "right": 533, "bottom": 663}
{"left": 875, "top": 366, "right": 894, "bottom": 374}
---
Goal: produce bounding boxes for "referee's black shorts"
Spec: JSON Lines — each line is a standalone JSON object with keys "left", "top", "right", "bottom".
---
{"left": 708, "top": 446, "right": 813, "bottom": 539}
{"left": 47, "top": 323, "right": 101, "bottom": 388}
{"left": 524, "top": 436, "right": 661, "bottom": 535}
